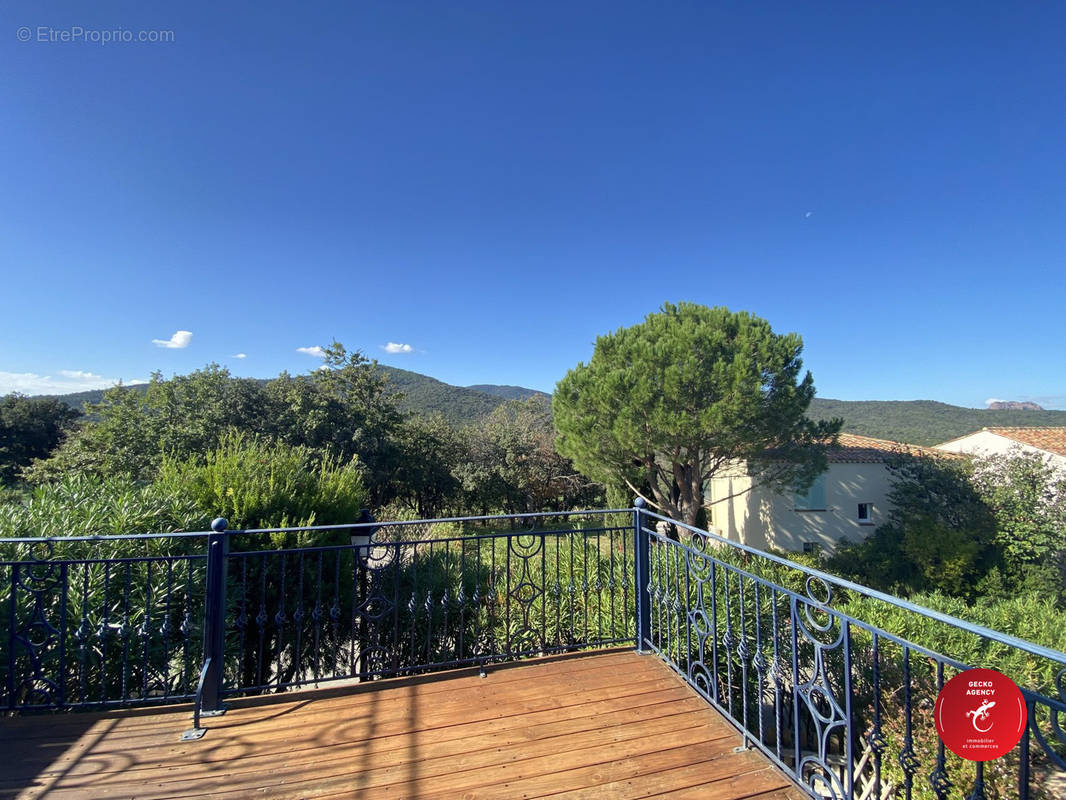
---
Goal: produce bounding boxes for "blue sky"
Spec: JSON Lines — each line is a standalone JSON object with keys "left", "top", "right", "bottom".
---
{"left": 2, "top": 2, "right": 1064, "bottom": 408}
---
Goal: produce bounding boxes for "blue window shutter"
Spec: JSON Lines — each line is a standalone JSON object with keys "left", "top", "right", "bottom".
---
{"left": 794, "top": 474, "right": 826, "bottom": 510}
{"left": 809, "top": 474, "right": 826, "bottom": 509}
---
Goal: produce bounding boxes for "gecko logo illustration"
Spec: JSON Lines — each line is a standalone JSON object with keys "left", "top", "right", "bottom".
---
{"left": 965, "top": 699, "right": 996, "bottom": 732}
{"left": 935, "top": 668, "right": 1026, "bottom": 761}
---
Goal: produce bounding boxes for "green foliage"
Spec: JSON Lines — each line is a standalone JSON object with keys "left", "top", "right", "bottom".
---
{"left": 389, "top": 414, "right": 464, "bottom": 519}
{"left": 828, "top": 455, "right": 999, "bottom": 598}
{"left": 454, "top": 399, "right": 603, "bottom": 516}
{"left": 554, "top": 302, "right": 841, "bottom": 525}
{"left": 466, "top": 384, "right": 547, "bottom": 402}
{"left": 25, "top": 366, "right": 276, "bottom": 483}
{"left": 972, "top": 450, "right": 1066, "bottom": 592}
{"left": 22, "top": 350, "right": 596, "bottom": 520}
{"left": 807, "top": 398, "right": 1066, "bottom": 447}
{"left": 0, "top": 394, "right": 81, "bottom": 485}
{"left": 42, "top": 371, "right": 1066, "bottom": 450}
{"left": 483, "top": 398, "right": 602, "bottom": 513}
{"left": 829, "top": 449, "right": 1066, "bottom": 604}
{"left": 28, "top": 381, "right": 160, "bottom": 481}
{"left": 43, "top": 366, "right": 533, "bottom": 429}
{"left": 842, "top": 591, "right": 1066, "bottom": 693}
{"left": 26, "top": 347, "right": 406, "bottom": 508}
{"left": 835, "top": 595, "right": 1061, "bottom": 800}
{"left": 0, "top": 472, "right": 205, "bottom": 541}
{"left": 156, "top": 431, "right": 367, "bottom": 531}
{"left": 269, "top": 343, "right": 405, "bottom": 507}
{"left": 380, "top": 367, "right": 514, "bottom": 425}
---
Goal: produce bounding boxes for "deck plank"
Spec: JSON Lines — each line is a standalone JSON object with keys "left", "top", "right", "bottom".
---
{"left": 1, "top": 650, "right": 807, "bottom": 800}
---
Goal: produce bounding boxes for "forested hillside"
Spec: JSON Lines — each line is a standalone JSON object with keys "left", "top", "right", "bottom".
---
{"left": 466, "top": 384, "right": 548, "bottom": 401}
{"left": 374, "top": 367, "right": 508, "bottom": 424}
{"left": 8, "top": 347, "right": 601, "bottom": 521}
{"left": 40, "top": 369, "right": 1066, "bottom": 444}
{"left": 43, "top": 367, "right": 537, "bottom": 427}
{"left": 808, "top": 399, "right": 1066, "bottom": 446}
{"left": 45, "top": 383, "right": 151, "bottom": 411}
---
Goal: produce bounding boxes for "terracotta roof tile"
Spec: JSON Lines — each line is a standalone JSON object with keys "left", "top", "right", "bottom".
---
{"left": 824, "top": 433, "right": 948, "bottom": 463}
{"left": 982, "top": 427, "right": 1066, "bottom": 458}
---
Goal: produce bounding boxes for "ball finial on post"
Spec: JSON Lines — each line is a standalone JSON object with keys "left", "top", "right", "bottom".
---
{"left": 210, "top": 517, "right": 228, "bottom": 533}
{"left": 634, "top": 497, "right": 646, "bottom": 509}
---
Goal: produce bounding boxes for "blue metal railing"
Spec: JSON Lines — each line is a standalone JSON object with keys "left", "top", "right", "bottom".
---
{"left": 632, "top": 500, "right": 1066, "bottom": 800}
{"left": 2, "top": 509, "right": 634, "bottom": 716}
{"left": 3, "top": 538, "right": 209, "bottom": 710}
{"left": 4, "top": 504, "right": 1066, "bottom": 798}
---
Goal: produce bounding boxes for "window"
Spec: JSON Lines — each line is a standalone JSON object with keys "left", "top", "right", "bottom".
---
{"left": 858, "top": 503, "right": 873, "bottom": 524}
{"left": 802, "top": 541, "right": 822, "bottom": 556}
{"left": 794, "top": 474, "right": 826, "bottom": 511}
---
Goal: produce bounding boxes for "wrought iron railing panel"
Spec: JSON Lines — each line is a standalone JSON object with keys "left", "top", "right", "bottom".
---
{"left": 219, "top": 515, "right": 635, "bottom": 695}
{"left": 635, "top": 506, "right": 1066, "bottom": 800}
{"left": 1, "top": 510, "right": 634, "bottom": 711}
{"left": 2, "top": 536, "right": 208, "bottom": 710}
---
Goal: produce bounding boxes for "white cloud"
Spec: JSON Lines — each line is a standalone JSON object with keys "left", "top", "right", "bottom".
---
{"left": 152, "top": 330, "right": 193, "bottom": 349}
{"left": 0, "top": 370, "right": 146, "bottom": 396}
{"left": 382, "top": 342, "right": 413, "bottom": 354}
{"left": 985, "top": 398, "right": 1005, "bottom": 407}
{"left": 232, "top": 353, "right": 247, "bottom": 359}
{"left": 296, "top": 346, "right": 326, "bottom": 358}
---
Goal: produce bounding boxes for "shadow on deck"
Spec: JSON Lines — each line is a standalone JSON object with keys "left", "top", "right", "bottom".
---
{"left": 0, "top": 650, "right": 805, "bottom": 800}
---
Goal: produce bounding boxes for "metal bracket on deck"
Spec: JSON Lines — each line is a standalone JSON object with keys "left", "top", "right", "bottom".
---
{"left": 180, "top": 708, "right": 225, "bottom": 741}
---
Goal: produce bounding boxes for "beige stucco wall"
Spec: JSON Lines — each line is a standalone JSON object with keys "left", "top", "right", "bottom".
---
{"left": 935, "top": 432, "right": 1066, "bottom": 473}
{"left": 707, "top": 462, "right": 893, "bottom": 553}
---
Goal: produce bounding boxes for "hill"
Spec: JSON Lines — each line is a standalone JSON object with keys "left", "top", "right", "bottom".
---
{"left": 41, "top": 369, "right": 534, "bottom": 428}
{"left": 466, "top": 384, "right": 549, "bottom": 402}
{"left": 37, "top": 371, "right": 1066, "bottom": 444}
{"left": 807, "top": 398, "right": 1066, "bottom": 446}
{"left": 376, "top": 366, "right": 512, "bottom": 424}
{"left": 43, "top": 383, "right": 151, "bottom": 411}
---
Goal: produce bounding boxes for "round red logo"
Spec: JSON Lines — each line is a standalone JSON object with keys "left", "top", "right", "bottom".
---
{"left": 934, "top": 668, "right": 1027, "bottom": 761}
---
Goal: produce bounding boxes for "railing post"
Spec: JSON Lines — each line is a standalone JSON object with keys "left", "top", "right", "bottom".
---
{"left": 352, "top": 509, "right": 376, "bottom": 681}
{"left": 633, "top": 498, "right": 651, "bottom": 653}
{"left": 201, "top": 516, "right": 230, "bottom": 713}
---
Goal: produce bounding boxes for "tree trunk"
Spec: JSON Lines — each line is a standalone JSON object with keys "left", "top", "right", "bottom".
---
{"left": 679, "top": 496, "right": 701, "bottom": 528}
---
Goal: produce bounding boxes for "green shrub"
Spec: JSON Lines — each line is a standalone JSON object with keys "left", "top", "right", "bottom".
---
{"left": 0, "top": 475, "right": 209, "bottom": 706}
{"left": 156, "top": 430, "right": 367, "bottom": 533}
{"left": 0, "top": 472, "right": 205, "bottom": 542}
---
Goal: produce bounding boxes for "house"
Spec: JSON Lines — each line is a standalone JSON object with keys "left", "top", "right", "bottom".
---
{"left": 934, "top": 427, "right": 1066, "bottom": 473}
{"left": 706, "top": 433, "right": 946, "bottom": 554}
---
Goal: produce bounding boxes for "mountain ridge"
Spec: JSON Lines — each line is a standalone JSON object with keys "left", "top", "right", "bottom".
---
{"left": 33, "top": 368, "right": 1066, "bottom": 446}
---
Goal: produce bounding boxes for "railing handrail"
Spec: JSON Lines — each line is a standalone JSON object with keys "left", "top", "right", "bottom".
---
{"left": 0, "top": 530, "right": 212, "bottom": 545}
{"left": 0, "top": 508, "right": 632, "bottom": 545}
{"left": 226, "top": 526, "right": 629, "bottom": 559}
{"left": 639, "top": 506, "right": 1066, "bottom": 666}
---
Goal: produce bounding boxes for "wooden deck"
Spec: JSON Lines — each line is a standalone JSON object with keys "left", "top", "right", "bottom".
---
{"left": 0, "top": 650, "right": 805, "bottom": 800}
